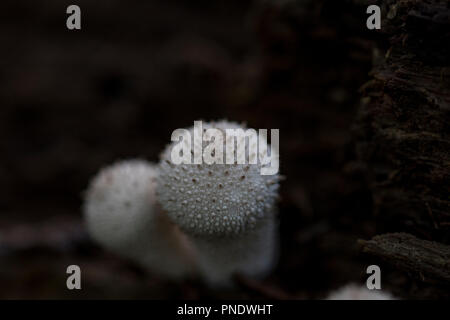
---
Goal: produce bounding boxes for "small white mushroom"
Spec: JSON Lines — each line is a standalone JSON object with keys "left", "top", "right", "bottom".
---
{"left": 326, "top": 284, "right": 396, "bottom": 300}
{"left": 157, "top": 120, "right": 280, "bottom": 285}
{"left": 84, "top": 159, "right": 195, "bottom": 278}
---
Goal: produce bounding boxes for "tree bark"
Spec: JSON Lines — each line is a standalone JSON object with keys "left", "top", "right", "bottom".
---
{"left": 355, "top": 0, "right": 450, "bottom": 242}
{"left": 359, "top": 233, "right": 450, "bottom": 285}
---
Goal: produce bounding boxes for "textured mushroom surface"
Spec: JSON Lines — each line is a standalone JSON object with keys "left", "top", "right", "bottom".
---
{"left": 84, "top": 160, "right": 194, "bottom": 277}
{"left": 157, "top": 121, "right": 280, "bottom": 237}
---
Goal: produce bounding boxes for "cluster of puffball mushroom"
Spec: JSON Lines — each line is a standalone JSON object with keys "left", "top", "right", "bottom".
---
{"left": 84, "top": 120, "right": 280, "bottom": 286}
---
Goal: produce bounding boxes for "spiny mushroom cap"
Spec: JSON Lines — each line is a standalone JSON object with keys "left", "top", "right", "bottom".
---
{"left": 157, "top": 120, "right": 280, "bottom": 237}
{"left": 84, "top": 160, "right": 159, "bottom": 253}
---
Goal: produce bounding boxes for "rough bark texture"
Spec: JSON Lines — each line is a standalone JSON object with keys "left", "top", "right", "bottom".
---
{"left": 359, "top": 233, "right": 450, "bottom": 285}
{"left": 355, "top": 0, "right": 450, "bottom": 242}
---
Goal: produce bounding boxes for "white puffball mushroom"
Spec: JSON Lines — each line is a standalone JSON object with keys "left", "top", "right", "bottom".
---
{"left": 84, "top": 159, "right": 195, "bottom": 278}
{"left": 326, "top": 284, "right": 396, "bottom": 300}
{"left": 157, "top": 120, "right": 280, "bottom": 285}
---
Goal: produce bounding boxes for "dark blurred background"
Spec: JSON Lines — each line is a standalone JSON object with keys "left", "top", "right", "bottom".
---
{"left": 0, "top": 0, "right": 444, "bottom": 299}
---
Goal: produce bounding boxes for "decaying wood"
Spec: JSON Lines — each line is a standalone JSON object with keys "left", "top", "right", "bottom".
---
{"left": 355, "top": 0, "right": 450, "bottom": 241}
{"left": 359, "top": 233, "right": 450, "bottom": 285}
